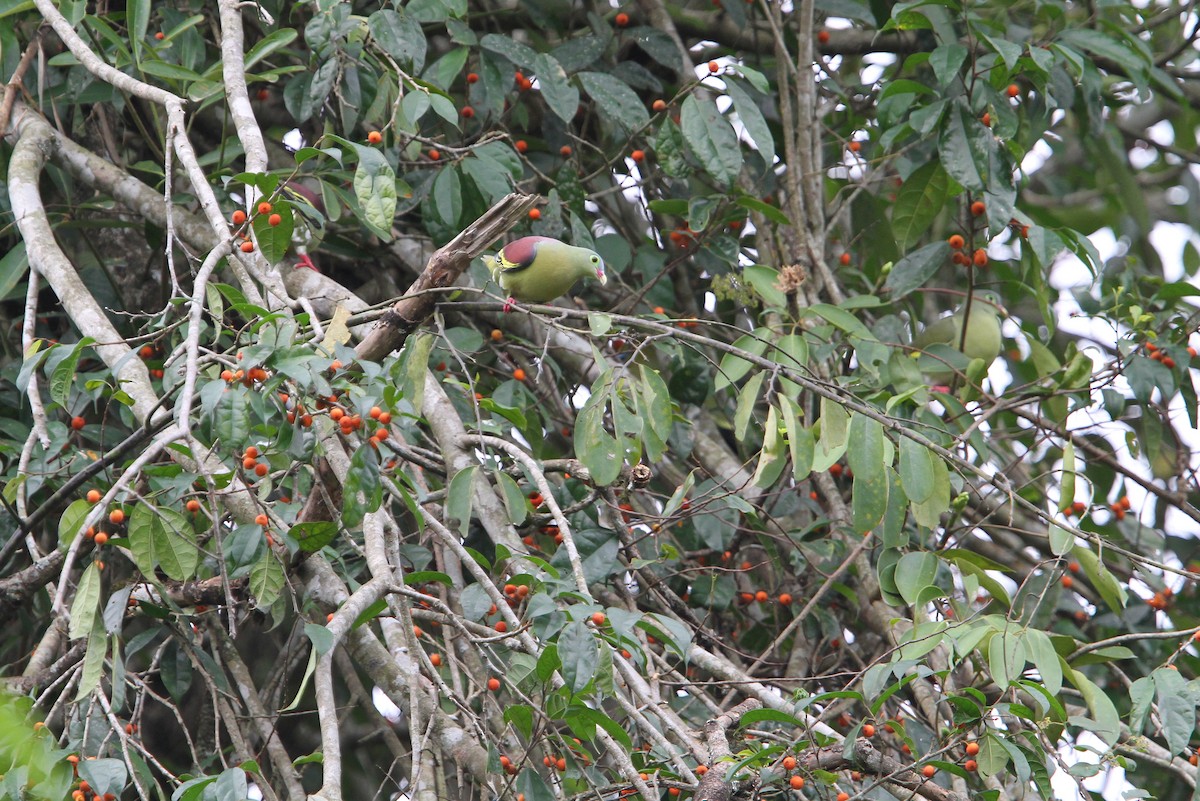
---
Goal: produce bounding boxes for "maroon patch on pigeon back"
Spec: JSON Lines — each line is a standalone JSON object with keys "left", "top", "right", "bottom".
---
{"left": 500, "top": 236, "right": 553, "bottom": 269}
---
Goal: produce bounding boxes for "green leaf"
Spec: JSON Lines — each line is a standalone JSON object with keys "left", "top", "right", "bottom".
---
{"left": 898, "top": 436, "right": 936, "bottom": 504}
{"left": 343, "top": 444, "right": 382, "bottom": 531}
{"left": 128, "top": 504, "right": 200, "bottom": 582}
{"left": 1025, "top": 629, "right": 1062, "bottom": 696}
{"left": 251, "top": 204, "right": 294, "bottom": 264}
{"left": 432, "top": 165, "right": 462, "bottom": 228}
{"left": 51, "top": 339, "right": 93, "bottom": 409}
{"left": 938, "top": 103, "right": 988, "bottom": 191}
{"left": 1066, "top": 665, "right": 1120, "bottom": 745}
{"left": 446, "top": 465, "right": 477, "bottom": 536}
{"left": 930, "top": 42, "right": 967, "bottom": 87}
{"left": 724, "top": 78, "right": 775, "bottom": 166}
{"left": 895, "top": 552, "right": 938, "bottom": 605}
{"left": 577, "top": 71, "right": 650, "bottom": 134}
{"left": 1154, "top": 666, "right": 1195, "bottom": 756}
{"left": 715, "top": 330, "right": 770, "bottom": 392}
{"left": 0, "top": 240, "right": 29, "bottom": 301}
{"left": 531, "top": 53, "right": 578, "bottom": 123}
{"left": 1048, "top": 523, "right": 1073, "bottom": 556}
{"left": 59, "top": 498, "right": 91, "bottom": 550}
{"left": 69, "top": 562, "right": 102, "bottom": 640}
{"left": 291, "top": 521, "right": 340, "bottom": 553}
{"left": 369, "top": 9, "right": 426, "bottom": 71}
{"left": 882, "top": 241, "right": 951, "bottom": 300}
{"left": 988, "top": 629, "right": 1026, "bottom": 690}
{"left": 679, "top": 94, "right": 743, "bottom": 187}
{"left": 734, "top": 371, "right": 765, "bottom": 442}
{"left": 558, "top": 620, "right": 597, "bottom": 693}
{"left": 353, "top": 147, "right": 397, "bottom": 240}
{"left": 576, "top": 386, "right": 621, "bottom": 486}
{"left": 249, "top": 550, "right": 285, "bottom": 610}
{"left": 480, "top": 33, "right": 537, "bottom": 68}
{"left": 892, "top": 162, "right": 949, "bottom": 249}
{"left": 743, "top": 265, "right": 787, "bottom": 309}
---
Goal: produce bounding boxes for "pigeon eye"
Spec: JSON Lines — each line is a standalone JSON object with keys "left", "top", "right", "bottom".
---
{"left": 591, "top": 256, "right": 599, "bottom": 263}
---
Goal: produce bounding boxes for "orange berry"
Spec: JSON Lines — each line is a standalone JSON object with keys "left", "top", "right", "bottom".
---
{"left": 244, "top": 445, "right": 259, "bottom": 458}
{"left": 254, "top": 463, "right": 268, "bottom": 477}
{"left": 556, "top": 757, "right": 567, "bottom": 772}
{"left": 848, "top": 140, "right": 861, "bottom": 152}
{"left": 615, "top": 12, "right": 630, "bottom": 26}
{"left": 243, "top": 456, "right": 258, "bottom": 470}
{"left": 790, "top": 776, "right": 805, "bottom": 789}
{"left": 631, "top": 149, "right": 645, "bottom": 162}
{"left": 862, "top": 724, "right": 876, "bottom": 737}
{"left": 1068, "top": 561, "right": 1080, "bottom": 573}
{"left": 109, "top": 509, "right": 126, "bottom": 525}
{"left": 495, "top": 621, "right": 508, "bottom": 632}
{"left": 186, "top": 499, "right": 201, "bottom": 513}
{"left": 970, "top": 200, "right": 986, "bottom": 216}
{"left": 87, "top": 489, "right": 102, "bottom": 504}
{"left": 515, "top": 140, "right": 528, "bottom": 153}
{"left": 652, "top": 99, "right": 667, "bottom": 112}
{"left": 268, "top": 213, "right": 282, "bottom": 226}
{"left": 72, "top": 416, "right": 86, "bottom": 430}
{"left": 778, "top": 593, "right": 793, "bottom": 605}
{"left": 948, "top": 234, "right": 965, "bottom": 249}
{"left": 981, "top": 111, "right": 991, "bottom": 126}
{"left": 1061, "top": 575, "right": 1073, "bottom": 588}
{"left": 529, "top": 208, "right": 542, "bottom": 220}
{"left": 695, "top": 765, "right": 708, "bottom": 775}
{"left": 708, "top": 60, "right": 720, "bottom": 73}
{"left": 255, "top": 513, "right": 269, "bottom": 526}
{"left": 513, "top": 368, "right": 527, "bottom": 381}
{"left": 922, "top": 765, "right": 936, "bottom": 778}
{"left": 1164, "top": 356, "right": 1177, "bottom": 369}
{"left": 1007, "top": 83, "right": 1020, "bottom": 98}
{"left": 591, "top": 611, "right": 606, "bottom": 626}
{"left": 240, "top": 241, "right": 255, "bottom": 253}
{"left": 755, "top": 590, "right": 768, "bottom": 603}
{"left": 966, "top": 741, "right": 980, "bottom": 756}
{"left": 467, "top": 72, "right": 479, "bottom": 84}
{"left": 93, "top": 532, "right": 109, "bottom": 546}
{"left": 668, "top": 789, "right": 680, "bottom": 797}
{"left": 230, "top": 210, "right": 247, "bottom": 226}
{"left": 369, "top": 406, "right": 382, "bottom": 420}
{"left": 429, "top": 149, "right": 441, "bottom": 161}
{"left": 560, "top": 145, "right": 572, "bottom": 156}
{"left": 837, "top": 794, "right": 849, "bottom": 801}
{"left": 783, "top": 756, "right": 797, "bottom": 770}
{"left": 965, "top": 759, "right": 977, "bottom": 772}
{"left": 461, "top": 106, "right": 475, "bottom": 119}
{"left": 1189, "top": 347, "right": 1197, "bottom": 358}
{"left": 972, "top": 248, "right": 988, "bottom": 267}
{"left": 839, "top": 252, "right": 851, "bottom": 265}
{"left": 367, "top": 130, "right": 382, "bottom": 144}
{"left": 155, "top": 31, "right": 165, "bottom": 40}
{"left": 818, "top": 29, "right": 830, "bottom": 43}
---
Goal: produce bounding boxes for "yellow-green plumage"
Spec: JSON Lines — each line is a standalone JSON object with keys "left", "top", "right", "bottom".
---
{"left": 913, "top": 300, "right": 1003, "bottom": 380}
{"left": 483, "top": 236, "right": 607, "bottom": 307}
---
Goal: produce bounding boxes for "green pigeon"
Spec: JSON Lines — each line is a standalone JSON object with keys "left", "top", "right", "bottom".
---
{"left": 483, "top": 236, "right": 607, "bottom": 312}
{"left": 913, "top": 297, "right": 1004, "bottom": 382}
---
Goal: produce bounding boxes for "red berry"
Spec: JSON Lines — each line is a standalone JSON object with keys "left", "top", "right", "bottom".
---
{"left": 839, "top": 252, "right": 851, "bottom": 265}
{"left": 466, "top": 72, "right": 479, "bottom": 84}
{"left": 708, "top": 60, "right": 720, "bottom": 73}
{"left": 970, "top": 200, "right": 986, "bottom": 216}
{"left": 652, "top": 99, "right": 667, "bottom": 112}
{"left": 487, "top": 677, "right": 501, "bottom": 691}
{"left": 429, "top": 149, "right": 441, "bottom": 161}
{"left": 71, "top": 416, "right": 86, "bottom": 430}
{"left": 155, "top": 32, "right": 165, "bottom": 40}
{"left": 367, "top": 131, "right": 382, "bottom": 144}
{"left": 515, "top": 140, "right": 528, "bottom": 153}
{"left": 461, "top": 106, "right": 475, "bottom": 118}
{"left": 631, "top": 149, "right": 645, "bottom": 162}
{"left": 615, "top": 12, "right": 630, "bottom": 26}
{"left": 1007, "top": 83, "right": 1020, "bottom": 98}
{"left": 818, "top": 30, "right": 830, "bottom": 44}
{"left": 529, "top": 208, "right": 541, "bottom": 220}
{"left": 241, "top": 241, "right": 254, "bottom": 253}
